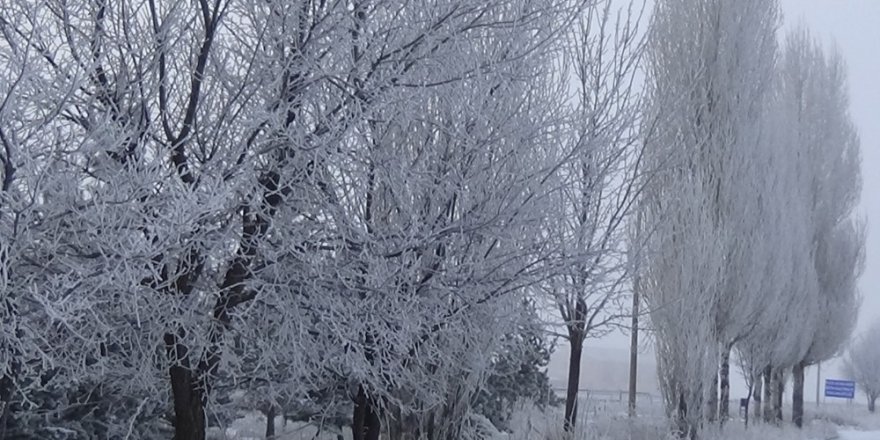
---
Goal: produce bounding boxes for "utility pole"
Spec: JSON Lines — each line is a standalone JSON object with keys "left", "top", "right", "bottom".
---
{"left": 628, "top": 209, "right": 642, "bottom": 418}
{"left": 628, "top": 278, "right": 639, "bottom": 417}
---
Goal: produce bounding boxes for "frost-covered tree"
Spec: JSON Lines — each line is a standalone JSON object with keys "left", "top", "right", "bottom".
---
{"left": 793, "top": 219, "right": 863, "bottom": 427}
{"left": 718, "top": 27, "right": 865, "bottom": 431}
{"left": 701, "top": 4, "right": 779, "bottom": 424}
{"left": 774, "top": 28, "right": 864, "bottom": 429}
{"left": 640, "top": 172, "right": 723, "bottom": 439}
{"left": 542, "top": 0, "right": 647, "bottom": 432}
{"left": 0, "top": 2, "right": 173, "bottom": 435}
{"left": 735, "top": 76, "right": 820, "bottom": 426}
{"left": 843, "top": 322, "right": 880, "bottom": 413}
{"left": 639, "top": 0, "right": 781, "bottom": 436}
{"left": 314, "top": 8, "right": 575, "bottom": 440}
{"left": 0, "top": 0, "right": 581, "bottom": 439}
{"left": 472, "top": 300, "right": 557, "bottom": 432}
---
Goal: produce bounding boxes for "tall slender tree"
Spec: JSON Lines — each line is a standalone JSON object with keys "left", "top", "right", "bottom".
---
{"left": 776, "top": 28, "right": 864, "bottom": 429}
{"left": 639, "top": 0, "right": 781, "bottom": 435}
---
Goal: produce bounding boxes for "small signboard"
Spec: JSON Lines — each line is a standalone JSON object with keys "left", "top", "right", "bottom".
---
{"left": 824, "top": 379, "right": 855, "bottom": 399}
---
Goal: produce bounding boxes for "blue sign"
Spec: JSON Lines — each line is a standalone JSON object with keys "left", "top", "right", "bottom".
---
{"left": 825, "top": 379, "right": 856, "bottom": 399}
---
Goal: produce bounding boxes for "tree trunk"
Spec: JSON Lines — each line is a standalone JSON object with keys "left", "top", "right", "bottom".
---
{"left": 366, "top": 404, "right": 380, "bottom": 440}
{"left": 773, "top": 369, "right": 784, "bottom": 423}
{"left": 166, "top": 332, "right": 206, "bottom": 440}
{"left": 628, "top": 276, "right": 639, "bottom": 418}
{"left": 265, "top": 405, "right": 276, "bottom": 439}
{"left": 869, "top": 395, "right": 876, "bottom": 413}
{"left": 744, "top": 385, "right": 751, "bottom": 428}
{"left": 706, "top": 366, "right": 718, "bottom": 423}
{"left": 816, "top": 362, "right": 821, "bottom": 408}
{"left": 352, "top": 385, "right": 381, "bottom": 440}
{"left": 0, "top": 375, "right": 12, "bottom": 438}
{"left": 386, "top": 407, "right": 400, "bottom": 440}
{"left": 564, "top": 336, "right": 584, "bottom": 432}
{"left": 762, "top": 367, "right": 773, "bottom": 423}
{"left": 752, "top": 371, "right": 762, "bottom": 422}
{"left": 168, "top": 365, "right": 206, "bottom": 440}
{"left": 427, "top": 410, "right": 436, "bottom": 440}
{"left": 792, "top": 362, "right": 805, "bottom": 428}
{"left": 2, "top": 312, "right": 23, "bottom": 437}
{"left": 719, "top": 346, "right": 731, "bottom": 424}
{"left": 676, "top": 391, "right": 690, "bottom": 439}
{"left": 353, "top": 387, "right": 366, "bottom": 440}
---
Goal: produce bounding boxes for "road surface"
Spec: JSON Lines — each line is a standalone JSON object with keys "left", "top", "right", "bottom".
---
{"left": 838, "top": 430, "right": 880, "bottom": 440}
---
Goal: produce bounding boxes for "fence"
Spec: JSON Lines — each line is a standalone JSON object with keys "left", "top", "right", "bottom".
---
{"left": 551, "top": 388, "right": 665, "bottom": 419}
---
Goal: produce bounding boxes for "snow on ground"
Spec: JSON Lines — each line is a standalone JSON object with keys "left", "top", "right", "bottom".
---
{"left": 808, "top": 402, "right": 880, "bottom": 432}
{"left": 207, "top": 412, "right": 350, "bottom": 440}
{"left": 838, "top": 430, "right": 880, "bottom": 440}
{"left": 210, "top": 399, "right": 880, "bottom": 440}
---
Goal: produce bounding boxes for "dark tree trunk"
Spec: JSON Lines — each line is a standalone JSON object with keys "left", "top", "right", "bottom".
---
{"left": 752, "top": 371, "right": 762, "bottom": 422}
{"left": 0, "top": 372, "right": 13, "bottom": 438}
{"left": 773, "top": 369, "right": 784, "bottom": 423}
{"left": 675, "top": 391, "right": 696, "bottom": 440}
{"left": 676, "top": 391, "right": 687, "bottom": 438}
{"left": 564, "top": 336, "right": 583, "bottom": 432}
{"left": 792, "top": 362, "right": 805, "bottom": 428}
{"left": 427, "top": 410, "right": 436, "bottom": 440}
{"left": 744, "top": 385, "right": 752, "bottom": 428}
{"left": 365, "top": 403, "right": 380, "bottom": 440}
{"left": 265, "top": 405, "right": 276, "bottom": 439}
{"left": 168, "top": 365, "right": 206, "bottom": 440}
{"left": 719, "top": 346, "right": 731, "bottom": 424}
{"left": 707, "top": 365, "right": 718, "bottom": 423}
{"left": 165, "top": 331, "right": 206, "bottom": 440}
{"left": 352, "top": 386, "right": 381, "bottom": 440}
{"left": 2, "top": 302, "right": 23, "bottom": 437}
{"left": 628, "top": 269, "right": 640, "bottom": 418}
{"left": 353, "top": 389, "right": 366, "bottom": 440}
{"left": 386, "top": 407, "right": 400, "bottom": 440}
{"left": 762, "top": 367, "right": 773, "bottom": 423}
{"left": 868, "top": 395, "right": 876, "bottom": 413}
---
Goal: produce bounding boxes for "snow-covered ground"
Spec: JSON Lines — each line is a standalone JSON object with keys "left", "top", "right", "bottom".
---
{"left": 207, "top": 412, "right": 349, "bottom": 440}
{"left": 838, "top": 430, "right": 880, "bottom": 440}
{"left": 210, "top": 399, "right": 880, "bottom": 440}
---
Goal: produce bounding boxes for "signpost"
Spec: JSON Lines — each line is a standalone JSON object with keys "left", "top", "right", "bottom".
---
{"left": 824, "top": 379, "right": 856, "bottom": 399}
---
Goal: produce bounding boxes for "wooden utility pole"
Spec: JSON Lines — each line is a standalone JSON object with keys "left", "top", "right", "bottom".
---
{"left": 628, "top": 208, "right": 642, "bottom": 418}
{"left": 628, "top": 280, "right": 639, "bottom": 417}
{"left": 628, "top": 246, "right": 641, "bottom": 416}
